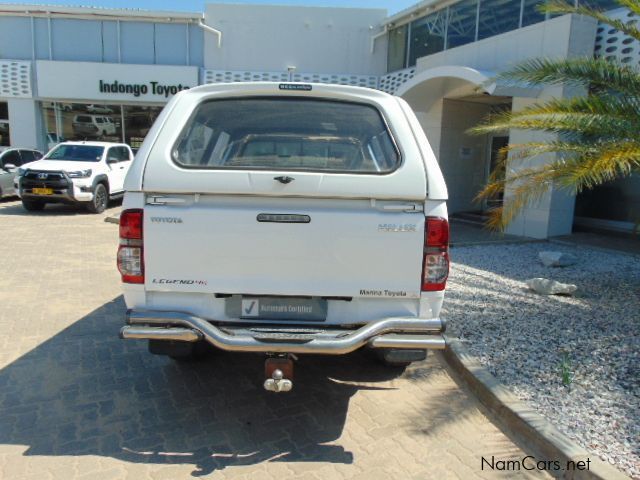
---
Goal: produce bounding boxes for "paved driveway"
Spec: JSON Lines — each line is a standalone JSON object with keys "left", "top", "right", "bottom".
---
{"left": 0, "top": 199, "right": 547, "bottom": 479}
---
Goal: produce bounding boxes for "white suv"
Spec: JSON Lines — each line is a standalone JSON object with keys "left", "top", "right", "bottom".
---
{"left": 118, "top": 83, "right": 449, "bottom": 391}
{"left": 72, "top": 114, "right": 117, "bottom": 138}
{"left": 16, "top": 141, "right": 133, "bottom": 213}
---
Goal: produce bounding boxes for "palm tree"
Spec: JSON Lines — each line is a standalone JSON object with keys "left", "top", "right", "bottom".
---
{"left": 469, "top": 0, "right": 640, "bottom": 231}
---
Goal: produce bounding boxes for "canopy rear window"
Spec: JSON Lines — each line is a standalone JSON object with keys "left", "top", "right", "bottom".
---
{"left": 172, "top": 98, "right": 400, "bottom": 173}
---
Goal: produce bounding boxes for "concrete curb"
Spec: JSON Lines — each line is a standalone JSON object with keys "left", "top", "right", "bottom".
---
{"left": 443, "top": 337, "right": 630, "bottom": 480}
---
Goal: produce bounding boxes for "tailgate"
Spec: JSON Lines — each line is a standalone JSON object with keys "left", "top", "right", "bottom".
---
{"left": 144, "top": 195, "right": 424, "bottom": 299}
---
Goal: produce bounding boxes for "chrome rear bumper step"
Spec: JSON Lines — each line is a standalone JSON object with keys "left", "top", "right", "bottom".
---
{"left": 121, "top": 310, "right": 446, "bottom": 354}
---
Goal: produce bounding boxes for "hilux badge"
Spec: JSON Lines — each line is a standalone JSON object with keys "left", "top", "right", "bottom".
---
{"left": 150, "top": 217, "right": 183, "bottom": 223}
{"left": 377, "top": 223, "right": 417, "bottom": 232}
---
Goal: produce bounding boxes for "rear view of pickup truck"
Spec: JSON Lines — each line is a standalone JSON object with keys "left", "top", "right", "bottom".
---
{"left": 118, "top": 82, "right": 449, "bottom": 392}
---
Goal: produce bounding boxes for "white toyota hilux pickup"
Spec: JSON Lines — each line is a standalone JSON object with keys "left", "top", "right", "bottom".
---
{"left": 16, "top": 141, "right": 133, "bottom": 213}
{"left": 119, "top": 82, "right": 449, "bottom": 392}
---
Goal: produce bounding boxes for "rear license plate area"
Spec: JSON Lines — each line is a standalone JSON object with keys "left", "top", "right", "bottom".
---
{"left": 225, "top": 295, "right": 327, "bottom": 321}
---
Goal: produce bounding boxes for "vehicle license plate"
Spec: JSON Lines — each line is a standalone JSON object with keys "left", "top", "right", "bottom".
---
{"left": 226, "top": 296, "right": 327, "bottom": 321}
{"left": 32, "top": 188, "right": 53, "bottom": 195}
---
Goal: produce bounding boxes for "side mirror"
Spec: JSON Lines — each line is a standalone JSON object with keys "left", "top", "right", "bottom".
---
{"left": 107, "top": 158, "right": 118, "bottom": 165}
{"left": 3, "top": 163, "right": 16, "bottom": 173}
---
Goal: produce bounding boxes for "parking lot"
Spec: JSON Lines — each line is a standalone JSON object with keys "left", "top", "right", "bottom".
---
{"left": 0, "top": 198, "right": 546, "bottom": 480}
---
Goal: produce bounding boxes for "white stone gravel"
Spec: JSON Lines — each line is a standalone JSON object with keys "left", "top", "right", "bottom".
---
{"left": 443, "top": 242, "right": 640, "bottom": 479}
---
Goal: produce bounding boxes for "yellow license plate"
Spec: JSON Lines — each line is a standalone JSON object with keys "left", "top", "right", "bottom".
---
{"left": 32, "top": 188, "right": 53, "bottom": 195}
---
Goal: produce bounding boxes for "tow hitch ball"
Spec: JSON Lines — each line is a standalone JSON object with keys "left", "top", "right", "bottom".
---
{"left": 264, "top": 355, "right": 295, "bottom": 393}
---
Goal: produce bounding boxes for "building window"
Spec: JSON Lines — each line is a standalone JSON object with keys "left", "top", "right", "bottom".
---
{"left": 41, "top": 102, "right": 162, "bottom": 152}
{"left": 447, "top": 0, "right": 479, "bottom": 49}
{"left": 581, "top": 0, "right": 621, "bottom": 11}
{"left": 521, "top": 0, "right": 548, "bottom": 27}
{"left": 478, "top": 0, "right": 521, "bottom": 40}
{"left": 387, "top": 24, "right": 408, "bottom": 72}
{"left": 123, "top": 105, "right": 162, "bottom": 150}
{"left": 0, "top": 102, "right": 9, "bottom": 146}
{"left": 408, "top": 10, "right": 448, "bottom": 66}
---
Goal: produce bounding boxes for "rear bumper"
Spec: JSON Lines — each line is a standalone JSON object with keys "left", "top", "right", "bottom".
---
{"left": 120, "top": 309, "right": 446, "bottom": 354}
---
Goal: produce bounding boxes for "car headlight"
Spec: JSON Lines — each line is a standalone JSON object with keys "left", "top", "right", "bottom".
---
{"left": 66, "top": 169, "right": 92, "bottom": 178}
{"left": 17, "top": 168, "right": 26, "bottom": 177}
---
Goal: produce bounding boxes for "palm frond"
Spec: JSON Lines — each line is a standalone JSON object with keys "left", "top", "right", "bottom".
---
{"left": 470, "top": 110, "right": 637, "bottom": 138}
{"left": 496, "top": 57, "right": 640, "bottom": 97}
{"left": 475, "top": 140, "right": 640, "bottom": 230}
{"left": 615, "top": 0, "right": 640, "bottom": 17}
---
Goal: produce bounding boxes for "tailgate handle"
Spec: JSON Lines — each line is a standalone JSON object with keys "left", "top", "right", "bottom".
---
{"left": 147, "top": 196, "right": 187, "bottom": 205}
{"left": 381, "top": 203, "right": 423, "bottom": 212}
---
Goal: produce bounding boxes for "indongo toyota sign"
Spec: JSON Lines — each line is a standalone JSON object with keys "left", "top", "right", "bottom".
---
{"left": 36, "top": 60, "right": 198, "bottom": 102}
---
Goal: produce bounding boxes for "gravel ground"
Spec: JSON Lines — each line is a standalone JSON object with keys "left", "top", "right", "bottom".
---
{"left": 443, "top": 242, "right": 640, "bottom": 478}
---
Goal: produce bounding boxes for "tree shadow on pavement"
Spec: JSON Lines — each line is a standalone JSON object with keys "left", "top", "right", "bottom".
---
{"left": 0, "top": 296, "right": 405, "bottom": 477}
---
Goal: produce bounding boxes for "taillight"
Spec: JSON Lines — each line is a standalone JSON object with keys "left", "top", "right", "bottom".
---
{"left": 118, "top": 209, "right": 144, "bottom": 284}
{"left": 422, "top": 217, "right": 449, "bottom": 291}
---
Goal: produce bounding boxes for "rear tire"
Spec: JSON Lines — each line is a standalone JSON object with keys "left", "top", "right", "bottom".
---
{"left": 22, "top": 199, "right": 46, "bottom": 211}
{"left": 87, "top": 183, "right": 108, "bottom": 214}
{"left": 148, "top": 340, "right": 210, "bottom": 361}
{"left": 375, "top": 348, "right": 427, "bottom": 367}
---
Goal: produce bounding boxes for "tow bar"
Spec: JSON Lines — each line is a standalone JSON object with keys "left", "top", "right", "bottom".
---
{"left": 264, "top": 354, "right": 295, "bottom": 392}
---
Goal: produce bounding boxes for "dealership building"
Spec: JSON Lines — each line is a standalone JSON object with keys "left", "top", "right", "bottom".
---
{"left": 0, "top": 1, "right": 636, "bottom": 238}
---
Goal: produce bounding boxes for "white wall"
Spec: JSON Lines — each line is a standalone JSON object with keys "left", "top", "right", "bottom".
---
{"left": 204, "top": 4, "right": 387, "bottom": 75}
{"left": 8, "top": 99, "right": 42, "bottom": 150}
{"left": 439, "top": 99, "right": 491, "bottom": 213}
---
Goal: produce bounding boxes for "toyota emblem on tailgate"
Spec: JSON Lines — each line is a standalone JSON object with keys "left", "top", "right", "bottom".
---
{"left": 37, "top": 173, "right": 48, "bottom": 179}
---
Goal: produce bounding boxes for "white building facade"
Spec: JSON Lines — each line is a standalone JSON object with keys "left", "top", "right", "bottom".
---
{"left": 0, "top": 1, "right": 636, "bottom": 238}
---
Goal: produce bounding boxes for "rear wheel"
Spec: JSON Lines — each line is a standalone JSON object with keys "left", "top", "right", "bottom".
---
{"left": 22, "top": 199, "right": 46, "bottom": 211}
{"left": 375, "top": 348, "right": 427, "bottom": 368}
{"left": 148, "top": 340, "right": 210, "bottom": 361}
{"left": 87, "top": 183, "right": 108, "bottom": 214}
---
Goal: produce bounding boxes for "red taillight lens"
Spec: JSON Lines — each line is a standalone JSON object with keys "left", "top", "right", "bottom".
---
{"left": 422, "top": 217, "right": 449, "bottom": 292}
{"left": 426, "top": 217, "right": 449, "bottom": 246}
{"left": 119, "top": 209, "right": 143, "bottom": 240}
{"left": 118, "top": 209, "right": 144, "bottom": 284}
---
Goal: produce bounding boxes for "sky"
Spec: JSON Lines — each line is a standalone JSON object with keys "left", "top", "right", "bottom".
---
{"left": 4, "top": 0, "right": 420, "bottom": 15}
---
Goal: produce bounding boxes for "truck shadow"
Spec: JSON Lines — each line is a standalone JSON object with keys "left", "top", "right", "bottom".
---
{"left": 0, "top": 296, "right": 404, "bottom": 476}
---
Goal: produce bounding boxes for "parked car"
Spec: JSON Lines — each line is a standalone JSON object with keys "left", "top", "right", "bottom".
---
{"left": 15, "top": 141, "right": 133, "bottom": 213}
{"left": 72, "top": 115, "right": 117, "bottom": 138}
{"left": 86, "top": 104, "right": 113, "bottom": 114}
{"left": 0, "top": 147, "right": 43, "bottom": 198}
{"left": 118, "top": 82, "right": 449, "bottom": 392}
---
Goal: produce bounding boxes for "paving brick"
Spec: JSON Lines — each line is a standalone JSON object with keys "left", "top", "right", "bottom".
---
{"left": 0, "top": 199, "right": 548, "bottom": 479}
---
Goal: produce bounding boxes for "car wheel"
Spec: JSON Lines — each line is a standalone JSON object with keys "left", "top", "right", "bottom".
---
{"left": 148, "top": 340, "right": 210, "bottom": 361}
{"left": 87, "top": 183, "right": 108, "bottom": 214}
{"left": 22, "top": 199, "right": 46, "bottom": 211}
{"left": 374, "top": 348, "right": 427, "bottom": 368}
